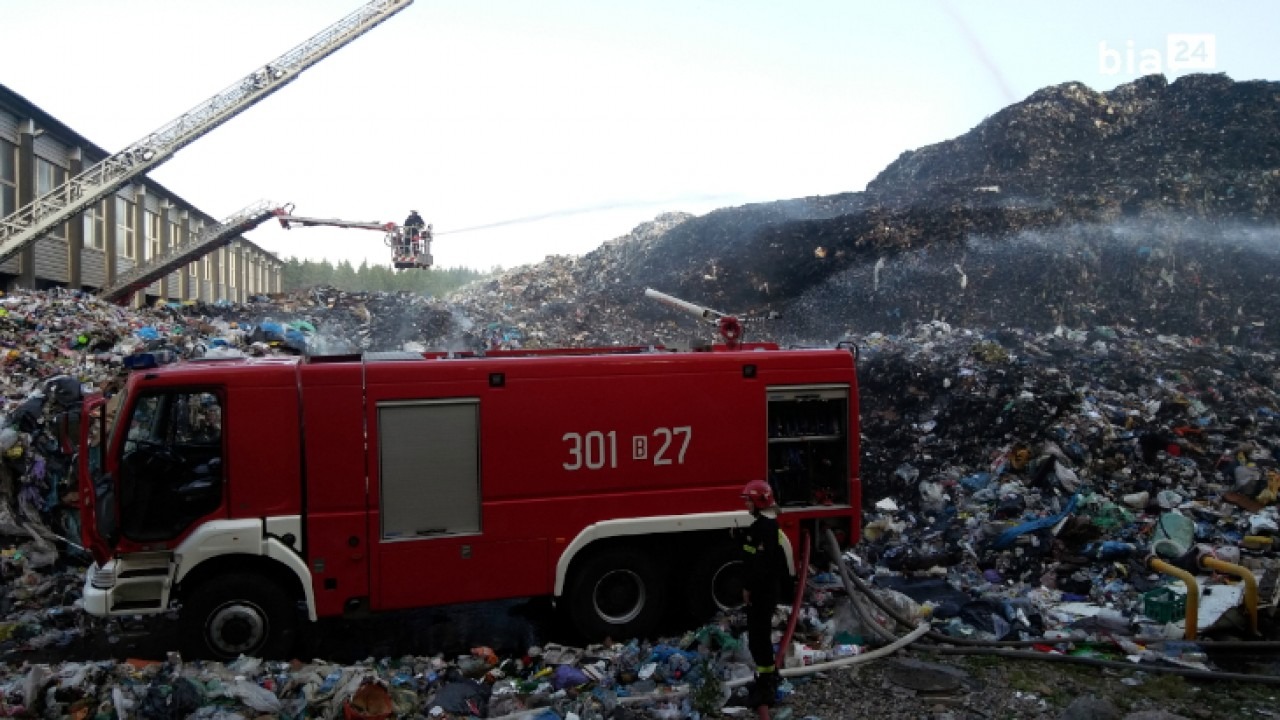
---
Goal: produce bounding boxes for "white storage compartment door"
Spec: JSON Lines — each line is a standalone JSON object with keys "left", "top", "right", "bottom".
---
{"left": 378, "top": 399, "right": 480, "bottom": 540}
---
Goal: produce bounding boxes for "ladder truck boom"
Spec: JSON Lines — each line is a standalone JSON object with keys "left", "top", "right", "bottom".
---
{"left": 0, "top": 0, "right": 414, "bottom": 267}
{"left": 275, "top": 211, "right": 397, "bottom": 234}
{"left": 97, "top": 200, "right": 284, "bottom": 303}
{"left": 274, "top": 208, "right": 432, "bottom": 270}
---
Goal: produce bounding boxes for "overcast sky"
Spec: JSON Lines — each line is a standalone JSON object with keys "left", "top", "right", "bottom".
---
{"left": 3, "top": 1, "right": 1277, "bottom": 271}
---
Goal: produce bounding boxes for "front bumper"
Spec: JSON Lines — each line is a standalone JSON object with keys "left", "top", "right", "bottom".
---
{"left": 82, "top": 554, "right": 174, "bottom": 617}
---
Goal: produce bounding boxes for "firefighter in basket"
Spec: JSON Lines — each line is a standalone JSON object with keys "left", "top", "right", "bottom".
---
{"left": 403, "top": 210, "right": 426, "bottom": 257}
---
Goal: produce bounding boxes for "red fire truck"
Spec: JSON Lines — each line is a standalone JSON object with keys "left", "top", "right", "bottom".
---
{"left": 76, "top": 329, "right": 861, "bottom": 659}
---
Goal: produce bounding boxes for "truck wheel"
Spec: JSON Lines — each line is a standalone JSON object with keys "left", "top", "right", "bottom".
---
{"left": 687, "top": 545, "right": 744, "bottom": 621}
{"left": 180, "top": 574, "right": 298, "bottom": 660}
{"left": 567, "top": 549, "right": 666, "bottom": 641}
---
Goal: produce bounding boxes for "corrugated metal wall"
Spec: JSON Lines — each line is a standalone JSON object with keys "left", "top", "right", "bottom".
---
{"left": 32, "top": 146, "right": 71, "bottom": 283}
{"left": 83, "top": 248, "right": 106, "bottom": 289}
{"left": 35, "top": 238, "right": 68, "bottom": 283}
{"left": 33, "top": 135, "right": 67, "bottom": 161}
{"left": 0, "top": 110, "right": 18, "bottom": 141}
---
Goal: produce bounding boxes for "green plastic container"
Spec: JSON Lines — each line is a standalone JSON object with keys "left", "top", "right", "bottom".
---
{"left": 1143, "top": 587, "right": 1187, "bottom": 623}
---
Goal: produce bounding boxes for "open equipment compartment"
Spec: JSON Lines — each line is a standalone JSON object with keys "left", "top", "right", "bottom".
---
{"left": 766, "top": 385, "right": 851, "bottom": 508}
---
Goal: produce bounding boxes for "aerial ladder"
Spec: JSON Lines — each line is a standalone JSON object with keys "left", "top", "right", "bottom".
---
{"left": 273, "top": 207, "right": 432, "bottom": 270}
{"left": 97, "top": 200, "right": 284, "bottom": 303}
{"left": 0, "top": 0, "right": 414, "bottom": 273}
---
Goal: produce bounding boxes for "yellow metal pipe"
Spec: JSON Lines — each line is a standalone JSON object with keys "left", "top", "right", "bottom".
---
{"left": 1149, "top": 557, "right": 1199, "bottom": 640}
{"left": 1201, "top": 557, "right": 1259, "bottom": 635}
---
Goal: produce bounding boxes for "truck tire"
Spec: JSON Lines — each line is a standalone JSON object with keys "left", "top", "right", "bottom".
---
{"left": 686, "top": 544, "right": 745, "bottom": 622}
{"left": 567, "top": 549, "right": 666, "bottom": 641}
{"left": 180, "top": 574, "right": 298, "bottom": 660}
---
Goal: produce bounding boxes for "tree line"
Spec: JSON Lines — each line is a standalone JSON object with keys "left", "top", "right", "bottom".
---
{"left": 280, "top": 257, "right": 492, "bottom": 295}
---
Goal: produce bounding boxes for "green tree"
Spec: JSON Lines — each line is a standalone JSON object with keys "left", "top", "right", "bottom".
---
{"left": 279, "top": 256, "right": 488, "bottom": 297}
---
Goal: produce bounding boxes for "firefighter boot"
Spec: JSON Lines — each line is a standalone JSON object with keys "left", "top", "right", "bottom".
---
{"left": 751, "top": 669, "right": 779, "bottom": 711}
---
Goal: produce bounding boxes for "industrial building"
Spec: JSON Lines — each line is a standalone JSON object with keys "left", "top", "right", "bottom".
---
{"left": 0, "top": 83, "right": 283, "bottom": 302}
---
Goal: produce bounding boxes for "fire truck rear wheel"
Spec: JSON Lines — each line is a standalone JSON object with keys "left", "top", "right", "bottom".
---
{"left": 567, "top": 549, "right": 666, "bottom": 641}
{"left": 180, "top": 574, "right": 299, "bottom": 661}
{"left": 687, "top": 545, "right": 745, "bottom": 621}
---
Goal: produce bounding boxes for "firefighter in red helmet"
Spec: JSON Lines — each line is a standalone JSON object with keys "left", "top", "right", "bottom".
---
{"left": 738, "top": 479, "right": 786, "bottom": 713}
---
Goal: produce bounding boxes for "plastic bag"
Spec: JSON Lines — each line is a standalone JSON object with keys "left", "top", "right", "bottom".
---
{"left": 228, "top": 678, "right": 282, "bottom": 714}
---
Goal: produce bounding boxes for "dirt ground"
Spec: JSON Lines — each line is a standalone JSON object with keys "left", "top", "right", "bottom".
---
{"left": 782, "top": 650, "right": 1280, "bottom": 720}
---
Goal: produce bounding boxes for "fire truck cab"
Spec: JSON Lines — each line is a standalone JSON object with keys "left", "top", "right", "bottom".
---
{"left": 77, "top": 342, "right": 861, "bottom": 659}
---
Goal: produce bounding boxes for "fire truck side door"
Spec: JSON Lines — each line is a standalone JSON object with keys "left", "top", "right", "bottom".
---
{"left": 371, "top": 394, "right": 550, "bottom": 607}
{"left": 370, "top": 398, "right": 497, "bottom": 610}
{"left": 377, "top": 400, "right": 481, "bottom": 541}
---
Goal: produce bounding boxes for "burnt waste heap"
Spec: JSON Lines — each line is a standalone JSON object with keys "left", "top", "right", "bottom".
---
{"left": 543, "top": 72, "right": 1280, "bottom": 347}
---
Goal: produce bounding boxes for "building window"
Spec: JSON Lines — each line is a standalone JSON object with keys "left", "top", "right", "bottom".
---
{"left": 116, "top": 197, "right": 135, "bottom": 259}
{"left": 83, "top": 198, "right": 107, "bottom": 250}
{"left": 202, "top": 255, "right": 210, "bottom": 281}
{"left": 228, "top": 248, "right": 237, "bottom": 287}
{"left": 35, "top": 158, "right": 69, "bottom": 239}
{"left": 147, "top": 211, "right": 161, "bottom": 260}
{"left": 35, "top": 158, "right": 59, "bottom": 194}
{"left": 0, "top": 140, "right": 15, "bottom": 219}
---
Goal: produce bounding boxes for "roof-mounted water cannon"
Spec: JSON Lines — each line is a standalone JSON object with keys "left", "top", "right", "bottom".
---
{"left": 644, "top": 288, "right": 751, "bottom": 349}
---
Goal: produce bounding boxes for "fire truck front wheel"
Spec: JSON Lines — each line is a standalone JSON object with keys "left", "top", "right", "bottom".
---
{"left": 567, "top": 549, "right": 667, "bottom": 641}
{"left": 180, "top": 574, "right": 299, "bottom": 660}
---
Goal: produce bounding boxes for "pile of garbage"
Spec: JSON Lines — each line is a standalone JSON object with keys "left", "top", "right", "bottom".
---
{"left": 2, "top": 71, "right": 1280, "bottom": 716}
{"left": 2, "top": 280, "right": 1278, "bottom": 714}
{"left": 0, "top": 635, "right": 791, "bottom": 720}
{"left": 543, "top": 74, "right": 1280, "bottom": 342}
{"left": 851, "top": 320, "right": 1280, "bottom": 643}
